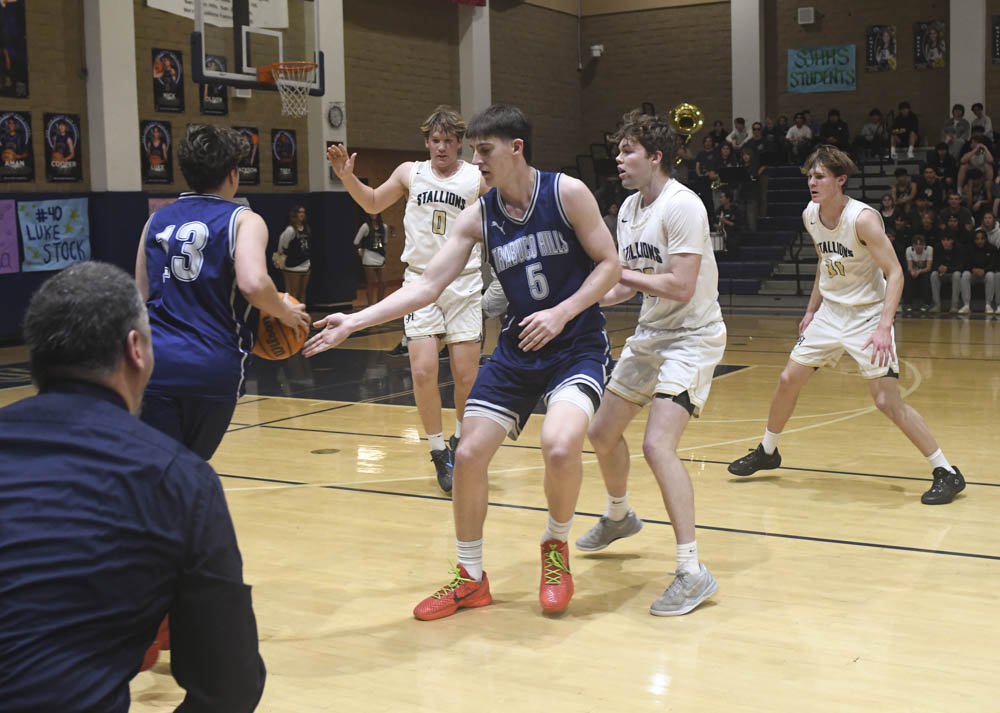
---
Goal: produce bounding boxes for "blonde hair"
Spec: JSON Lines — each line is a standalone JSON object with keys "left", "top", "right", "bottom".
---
{"left": 420, "top": 105, "right": 466, "bottom": 140}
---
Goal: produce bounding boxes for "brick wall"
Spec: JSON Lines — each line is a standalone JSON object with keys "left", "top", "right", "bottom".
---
{"left": 2, "top": 0, "right": 88, "bottom": 193}
{"left": 580, "top": 3, "right": 733, "bottom": 154}
{"left": 490, "top": 0, "right": 584, "bottom": 171}
{"left": 767, "top": 0, "right": 951, "bottom": 145}
{"left": 344, "top": 0, "right": 460, "bottom": 152}
{"left": 133, "top": 0, "right": 309, "bottom": 193}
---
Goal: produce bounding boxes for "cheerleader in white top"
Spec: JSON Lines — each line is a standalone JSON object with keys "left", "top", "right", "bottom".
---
{"left": 728, "top": 146, "right": 966, "bottom": 505}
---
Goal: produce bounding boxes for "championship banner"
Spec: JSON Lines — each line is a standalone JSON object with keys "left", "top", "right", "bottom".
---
{"left": 0, "top": 111, "right": 34, "bottom": 182}
{"left": 200, "top": 55, "right": 229, "bottom": 116}
{"left": 271, "top": 129, "right": 297, "bottom": 186}
{"left": 0, "top": 200, "right": 19, "bottom": 274}
{"left": 787, "top": 45, "right": 856, "bottom": 94}
{"left": 18, "top": 198, "right": 91, "bottom": 272}
{"left": 0, "top": 0, "right": 28, "bottom": 98}
{"left": 236, "top": 126, "right": 260, "bottom": 185}
{"left": 914, "top": 21, "right": 947, "bottom": 70}
{"left": 44, "top": 113, "right": 83, "bottom": 182}
{"left": 152, "top": 48, "right": 185, "bottom": 112}
{"left": 865, "top": 25, "right": 896, "bottom": 72}
{"left": 141, "top": 120, "right": 173, "bottom": 184}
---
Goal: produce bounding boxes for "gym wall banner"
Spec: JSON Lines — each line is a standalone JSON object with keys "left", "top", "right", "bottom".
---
{"left": 787, "top": 45, "right": 856, "bottom": 94}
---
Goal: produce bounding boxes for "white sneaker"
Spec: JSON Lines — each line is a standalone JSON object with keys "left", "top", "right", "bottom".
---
{"left": 986, "top": 304, "right": 995, "bottom": 315}
{"left": 957, "top": 304, "right": 971, "bottom": 315}
{"left": 890, "top": 147, "right": 898, "bottom": 159}
{"left": 575, "top": 510, "right": 643, "bottom": 552}
{"left": 907, "top": 147, "right": 915, "bottom": 159}
{"left": 649, "top": 563, "right": 718, "bottom": 617}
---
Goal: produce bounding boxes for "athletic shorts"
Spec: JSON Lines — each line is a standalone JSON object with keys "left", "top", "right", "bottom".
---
{"left": 139, "top": 390, "right": 237, "bottom": 461}
{"left": 607, "top": 320, "right": 727, "bottom": 416}
{"left": 790, "top": 300, "right": 899, "bottom": 378}
{"left": 403, "top": 267, "right": 482, "bottom": 343}
{"left": 464, "top": 340, "right": 610, "bottom": 440}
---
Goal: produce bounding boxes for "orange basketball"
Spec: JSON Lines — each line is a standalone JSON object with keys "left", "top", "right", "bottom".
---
{"left": 253, "top": 293, "right": 307, "bottom": 360}
{"left": 1, "top": 149, "right": 16, "bottom": 163}
{"left": 51, "top": 151, "right": 65, "bottom": 162}
{"left": 148, "top": 154, "right": 162, "bottom": 166}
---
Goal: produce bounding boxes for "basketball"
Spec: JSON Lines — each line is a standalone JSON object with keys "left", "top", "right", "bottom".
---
{"left": 148, "top": 154, "right": 162, "bottom": 166}
{"left": 253, "top": 293, "right": 307, "bottom": 360}
{"left": 1, "top": 149, "right": 15, "bottom": 163}
{"left": 51, "top": 151, "right": 65, "bottom": 162}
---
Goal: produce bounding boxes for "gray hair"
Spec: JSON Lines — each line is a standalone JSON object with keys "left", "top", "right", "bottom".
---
{"left": 23, "top": 261, "right": 148, "bottom": 387}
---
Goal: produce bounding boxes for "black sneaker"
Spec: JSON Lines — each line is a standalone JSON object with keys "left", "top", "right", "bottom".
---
{"left": 448, "top": 434, "right": 459, "bottom": 452}
{"left": 921, "top": 466, "right": 965, "bottom": 505}
{"left": 728, "top": 443, "right": 781, "bottom": 476}
{"left": 388, "top": 340, "right": 408, "bottom": 356}
{"left": 431, "top": 448, "right": 453, "bottom": 494}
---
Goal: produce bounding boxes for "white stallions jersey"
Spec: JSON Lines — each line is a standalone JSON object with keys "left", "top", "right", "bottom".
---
{"left": 401, "top": 159, "right": 481, "bottom": 273}
{"left": 617, "top": 178, "right": 722, "bottom": 331}
{"left": 803, "top": 197, "right": 887, "bottom": 306}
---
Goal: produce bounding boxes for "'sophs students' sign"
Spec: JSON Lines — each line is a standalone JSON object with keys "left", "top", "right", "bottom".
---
{"left": 787, "top": 45, "right": 856, "bottom": 94}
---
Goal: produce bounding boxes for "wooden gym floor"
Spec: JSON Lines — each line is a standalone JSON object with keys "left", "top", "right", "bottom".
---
{"left": 1, "top": 307, "right": 998, "bottom": 712}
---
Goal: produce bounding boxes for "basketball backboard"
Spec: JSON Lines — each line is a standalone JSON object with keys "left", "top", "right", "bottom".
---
{"left": 187, "top": 0, "right": 325, "bottom": 96}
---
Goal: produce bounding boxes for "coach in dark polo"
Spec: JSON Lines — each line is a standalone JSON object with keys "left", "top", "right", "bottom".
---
{"left": 0, "top": 262, "right": 265, "bottom": 713}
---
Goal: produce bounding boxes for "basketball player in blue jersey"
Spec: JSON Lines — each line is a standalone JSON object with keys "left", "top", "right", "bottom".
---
{"left": 727, "top": 146, "right": 966, "bottom": 505}
{"left": 135, "top": 124, "right": 309, "bottom": 460}
{"left": 327, "top": 106, "right": 487, "bottom": 494}
{"left": 308, "top": 104, "right": 620, "bottom": 619}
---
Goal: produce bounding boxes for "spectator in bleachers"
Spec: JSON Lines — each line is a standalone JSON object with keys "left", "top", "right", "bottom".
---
{"left": 917, "top": 210, "right": 942, "bottom": 246}
{"left": 891, "top": 167, "right": 917, "bottom": 215}
{"left": 891, "top": 213, "right": 912, "bottom": 244}
{"left": 942, "top": 213, "right": 973, "bottom": 248}
{"left": 878, "top": 193, "right": 897, "bottom": 224}
{"left": 715, "top": 190, "right": 738, "bottom": 240}
{"left": 890, "top": 101, "right": 919, "bottom": 160}
{"left": 957, "top": 135, "right": 994, "bottom": 189}
{"left": 903, "top": 234, "right": 933, "bottom": 312}
{"left": 968, "top": 228, "right": 998, "bottom": 313}
{"left": 937, "top": 191, "right": 974, "bottom": 232}
{"left": 819, "top": 109, "right": 850, "bottom": 151}
{"left": 785, "top": 112, "right": 813, "bottom": 163}
{"left": 962, "top": 169, "right": 991, "bottom": 224}
{"left": 776, "top": 114, "right": 790, "bottom": 144}
{"left": 801, "top": 109, "right": 821, "bottom": 138}
{"left": 915, "top": 165, "right": 946, "bottom": 212}
{"left": 726, "top": 117, "right": 749, "bottom": 152}
{"left": 960, "top": 125, "right": 994, "bottom": 154}
{"left": 980, "top": 211, "right": 1000, "bottom": 249}
{"left": 853, "top": 108, "right": 887, "bottom": 159}
{"left": 926, "top": 142, "right": 958, "bottom": 188}
{"left": 695, "top": 135, "right": 719, "bottom": 177}
{"left": 739, "top": 147, "right": 759, "bottom": 230}
{"left": 941, "top": 104, "right": 970, "bottom": 159}
{"left": 970, "top": 102, "right": 993, "bottom": 139}
{"left": 929, "top": 234, "right": 968, "bottom": 312}
{"left": 603, "top": 201, "right": 619, "bottom": 246}
{"left": 708, "top": 119, "right": 728, "bottom": 148}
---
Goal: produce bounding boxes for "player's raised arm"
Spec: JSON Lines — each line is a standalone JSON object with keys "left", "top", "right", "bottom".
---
{"left": 326, "top": 143, "right": 410, "bottom": 214}
{"left": 303, "top": 201, "right": 484, "bottom": 357}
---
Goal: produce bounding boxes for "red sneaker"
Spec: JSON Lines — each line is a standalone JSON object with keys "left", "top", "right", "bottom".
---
{"left": 539, "top": 540, "right": 573, "bottom": 613}
{"left": 413, "top": 564, "right": 492, "bottom": 621}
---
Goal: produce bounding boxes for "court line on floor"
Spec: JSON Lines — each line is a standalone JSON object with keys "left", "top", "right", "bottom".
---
{"left": 215, "top": 472, "right": 996, "bottom": 562}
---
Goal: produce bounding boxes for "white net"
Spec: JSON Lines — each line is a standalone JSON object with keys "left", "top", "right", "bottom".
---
{"left": 273, "top": 62, "right": 317, "bottom": 118}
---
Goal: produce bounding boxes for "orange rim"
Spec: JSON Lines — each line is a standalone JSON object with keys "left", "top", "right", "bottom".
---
{"left": 257, "top": 61, "right": 318, "bottom": 84}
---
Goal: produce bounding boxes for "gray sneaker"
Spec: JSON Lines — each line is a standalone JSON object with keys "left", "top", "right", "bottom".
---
{"left": 575, "top": 510, "right": 643, "bottom": 552}
{"left": 649, "top": 563, "right": 718, "bottom": 616}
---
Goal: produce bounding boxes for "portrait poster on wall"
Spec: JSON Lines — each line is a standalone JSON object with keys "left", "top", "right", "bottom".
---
{"left": 914, "top": 21, "right": 947, "bottom": 70}
{"left": 271, "top": 129, "right": 297, "bottom": 185}
{"left": 141, "top": 120, "right": 173, "bottom": 184}
{"left": 236, "top": 126, "right": 260, "bottom": 185}
{"left": 44, "top": 113, "right": 83, "bottom": 182}
{"left": 865, "top": 25, "right": 897, "bottom": 72}
{"left": 0, "top": 110, "right": 34, "bottom": 182}
{"left": 0, "top": 0, "right": 28, "bottom": 98}
{"left": 200, "top": 54, "right": 229, "bottom": 115}
{"left": 152, "top": 48, "right": 185, "bottom": 112}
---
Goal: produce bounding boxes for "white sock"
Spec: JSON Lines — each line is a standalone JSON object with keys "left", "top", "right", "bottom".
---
{"left": 762, "top": 428, "right": 781, "bottom": 455}
{"left": 456, "top": 538, "right": 483, "bottom": 581}
{"left": 454, "top": 420, "right": 462, "bottom": 439}
{"left": 676, "top": 541, "right": 699, "bottom": 576}
{"left": 606, "top": 492, "right": 630, "bottom": 521}
{"left": 427, "top": 432, "right": 446, "bottom": 452}
{"left": 543, "top": 514, "right": 574, "bottom": 543}
{"left": 927, "top": 448, "right": 954, "bottom": 474}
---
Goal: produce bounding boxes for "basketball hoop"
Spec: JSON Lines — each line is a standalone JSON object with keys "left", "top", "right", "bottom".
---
{"left": 258, "top": 61, "right": 317, "bottom": 118}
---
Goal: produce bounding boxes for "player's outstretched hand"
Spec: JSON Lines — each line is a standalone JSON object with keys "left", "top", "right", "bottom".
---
{"left": 303, "top": 313, "right": 353, "bottom": 357}
{"left": 863, "top": 325, "right": 896, "bottom": 367}
{"left": 277, "top": 296, "right": 310, "bottom": 335}
{"left": 518, "top": 308, "right": 569, "bottom": 351}
{"left": 326, "top": 143, "right": 356, "bottom": 179}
